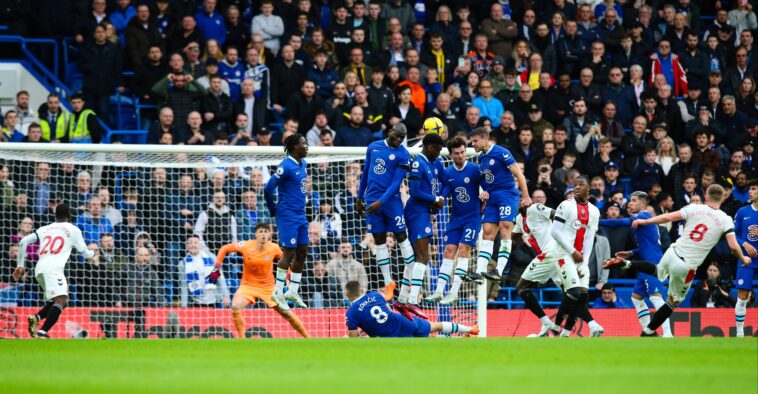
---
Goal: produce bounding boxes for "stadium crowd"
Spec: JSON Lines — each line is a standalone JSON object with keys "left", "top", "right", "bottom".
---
{"left": 0, "top": 0, "right": 757, "bottom": 309}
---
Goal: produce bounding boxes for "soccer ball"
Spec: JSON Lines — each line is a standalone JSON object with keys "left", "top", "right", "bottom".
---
{"left": 422, "top": 117, "right": 445, "bottom": 136}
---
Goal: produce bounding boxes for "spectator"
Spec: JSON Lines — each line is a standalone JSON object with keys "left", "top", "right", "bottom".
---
{"left": 306, "top": 111, "right": 335, "bottom": 147}
{"left": 225, "top": 5, "right": 249, "bottom": 56}
{"left": 1, "top": 110, "right": 23, "bottom": 142}
{"left": 728, "top": 1, "right": 758, "bottom": 37}
{"left": 75, "top": 242, "right": 117, "bottom": 307}
{"left": 270, "top": 45, "right": 306, "bottom": 113}
{"left": 194, "top": 191, "right": 237, "bottom": 254}
{"left": 200, "top": 75, "right": 233, "bottom": 136}
{"left": 691, "top": 262, "right": 736, "bottom": 308}
{"left": 591, "top": 283, "right": 629, "bottom": 308}
{"left": 649, "top": 39, "right": 688, "bottom": 97}
{"left": 307, "top": 221, "right": 332, "bottom": 262}
{"left": 389, "top": 86, "right": 422, "bottom": 139}
{"left": 98, "top": 232, "right": 128, "bottom": 272}
{"left": 301, "top": 261, "right": 343, "bottom": 308}
{"left": 252, "top": 0, "right": 285, "bottom": 55}
{"left": 166, "top": 15, "right": 205, "bottom": 56}
{"left": 631, "top": 148, "right": 665, "bottom": 193}
{"left": 152, "top": 72, "right": 206, "bottom": 132}
{"left": 382, "top": 0, "right": 415, "bottom": 32}
{"left": 75, "top": 0, "right": 108, "bottom": 46}
{"left": 527, "top": 158, "right": 563, "bottom": 207}
{"left": 236, "top": 189, "right": 270, "bottom": 241}
{"left": 195, "top": 0, "right": 225, "bottom": 46}
{"left": 308, "top": 49, "right": 339, "bottom": 100}
{"left": 327, "top": 238, "right": 369, "bottom": 297}
{"left": 472, "top": 80, "right": 504, "bottom": 128}
{"left": 118, "top": 246, "right": 161, "bottom": 312}
{"left": 124, "top": 4, "right": 161, "bottom": 70}
{"left": 147, "top": 107, "right": 180, "bottom": 145}
{"left": 718, "top": 95, "right": 752, "bottom": 152}
{"left": 622, "top": 116, "right": 655, "bottom": 175}
{"left": 233, "top": 78, "right": 268, "bottom": 136}
{"left": 37, "top": 94, "right": 68, "bottom": 143}
{"left": 10, "top": 216, "right": 39, "bottom": 264}
{"left": 97, "top": 187, "right": 122, "bottom": 227}
{"left": 335, "top": 106, "right": 371, "bottom": 148}
{"left": 213, "top": 49, "right": 242, "bottom": 101}
{"left": 114, "top": 204, "right": 142, "bottom": 256}
{"left": 75, "top": 196, "right": 115, "bottom": 246}
{"left": 78, "top": 24, "right": 124, "bottom": 125}
{"left": 183, "top": 111, "right": 214, "bottom": 146}
{"left": 180, "top": 235, "right": 230, "bottom": 308}
{"left": 692, "top": 129, "right": 721, "bottom": 170}
{"left": 71, "top": 170, "right": 93, "bottom": 213}
{"left": 287, "top": 80, "right": 324, "bottom": 135}
{"left": 481, "top": 3, "right": 518, "bottom": 58}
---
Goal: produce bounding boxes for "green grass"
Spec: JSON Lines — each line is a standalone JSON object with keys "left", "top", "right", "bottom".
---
{"left": 1, "top": 338, "right": 756, "bottom": 394}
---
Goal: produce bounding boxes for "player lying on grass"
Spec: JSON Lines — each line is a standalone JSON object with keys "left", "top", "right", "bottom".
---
{"left": 211, "top": 223, "right": 310, "bottom": 338}
{"left": 13, "top": 204, "right": 95, "bottom": 338}
{"left": 345, "top": 280, "right": 478, "bottom": 338}
{"left": 604, "top": 184, "right": 751, "bottom": 336}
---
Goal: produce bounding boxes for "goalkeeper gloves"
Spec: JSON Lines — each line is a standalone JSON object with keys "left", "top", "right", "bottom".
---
{"left": 207, "top": 267, "right": 221, "bottom": 284}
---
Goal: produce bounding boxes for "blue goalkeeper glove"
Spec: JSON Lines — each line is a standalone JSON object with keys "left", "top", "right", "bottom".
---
{"left": 206, "top": 267, "right": 221, "bottom": 284}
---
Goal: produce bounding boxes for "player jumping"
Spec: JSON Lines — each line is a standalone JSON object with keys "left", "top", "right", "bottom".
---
{"left": 550, "top": 177, "right": 604, "bottom": 337}
{"left": 211, "top": 223, "right": 310, "bottom": 338}
{"left": 345, "top": 281, "right": 478, "bottom": 337}
{"left": 356, "top": 123, "right": 417, "bottom": 305}
{"left": 734, "top": 179, "right": 758, "bottom": 337}
{"left": 400, "top": 134, "right": 448, "bottom": 314}
{"left": 599, "top": 191, "right": 672, "bottom": 337}
{"left": 265, "top": 134, "right": 309, "bottom": 308}
{"left": 13, "top": 204, "right": 95, "bottom": 338}
{"left": 427, "top": 137, "right": 483, "bottom": 304}
{"left": 470, "top": 128, "right": 531, "bottom": 282}
{"left": 605, "top": 184, "right": 752, "bottom": 336}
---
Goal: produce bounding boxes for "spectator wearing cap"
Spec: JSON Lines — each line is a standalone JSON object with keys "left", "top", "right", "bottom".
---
{"left": 472, "top": 80, "right": 504, "bottom": 128}
{"left": 591, "top": 284, "right": 629, "bottom": 308}
{"left": 483, "top": 56, "right": 507, "bottom": 94}
{"left": 603, "top": 161, "right": 623, "bottom": 197}
{"left": 679, "top": 80, "right": 704, "bottom": 122}
{"left": 525, "top": 102, "right": 553, "bottom": 141}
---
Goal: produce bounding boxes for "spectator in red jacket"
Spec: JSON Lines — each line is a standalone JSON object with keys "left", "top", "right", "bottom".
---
{"left": 649, "top": 39, "right": 688, "bottom": 97}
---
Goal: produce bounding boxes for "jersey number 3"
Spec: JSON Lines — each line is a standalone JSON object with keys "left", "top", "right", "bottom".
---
{"left": 688, "top": 224, "right": 708, "bottom": 243}
{"left": 40, "top": 235, "right": 65, "bottom": 255}
{"left": 370, "top": 305, "right": 388, "bottom": 324}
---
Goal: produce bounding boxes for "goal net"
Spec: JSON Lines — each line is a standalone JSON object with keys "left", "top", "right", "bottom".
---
{"left": 0, "top": 143, "right": 485, "bottom": 339}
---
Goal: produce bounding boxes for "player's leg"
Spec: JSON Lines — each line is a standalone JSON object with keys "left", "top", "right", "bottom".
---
{"left": 734, "top": 266, "right": 754, "bottom": 337}
{"left": 409, "top": 236, "right": 430, "bottom": 305}
{"left": 630, "top": 293, "right": 652, "bottom": 330}
{"left": 441, "top": 243, "right": 471, "bottom": 305}
{"left": 274, "top": 306, "right": 311, "bottom": 338}
{"left": 643, "top": 256, "right": 692, "bottom": 336}
{"left": 37, "top": 295, "right": 68, "bottom": 338}
{"left": 646, "top": 274, "right": 673, "bottom": 337}
{"left": 368, "top": 209, "right": 396, "bottom": 297}
{"left": 273, "top": 247, "right": 295, "bottom": 309}
{"left": 516, "top": 278, "right": 554, "bottom": 335}
{"left": 493, "top": 220, "right": 515, "bottom": 276}
{"left": 603, "top": 257, "right": 658, "bottom": 276}
{"left": 554, "top": 258, "right": 586, "bottom": 336}
{"left": 427, "top": 231, "right": 461, "bottom": 302}
{"left": 393, "top": 211, "right": 417, "bottom": 303}
{"left": 230, "top": 289, "right": 254, "bottom": 338}
{"left": 429, "top": 321, "right": 478, "bottom": 335}
{"left": 477, "top": 221, "right": 497, "bottom": 278}
{"left": 29, "top": 273, "right": 50, "bottom": 338}
{"left": 283, "top": 243, "right": 308, "bottom": 307}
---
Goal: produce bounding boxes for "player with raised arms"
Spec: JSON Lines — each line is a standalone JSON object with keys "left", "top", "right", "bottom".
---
{"left": 550, "top": 177, "right": 604, "bottom": 336}
{"left": 399, "top": 133, "right": 448, "bottom": 314}
{"left": 734, "top": 179, "right": 758, "bottom": 337}
{"left": 470, "top": 127, "right": 531, "bottom": 282}
{"left": 13, "top": 204, "right": 95, "bottom": 338}
{"left": 427, "top": 136, "right": 483, "bottom": 305}
{"left": 356, "top": 123, "right": 416, "bottom": 303}
{"left": 605, "top": 184, "right": 752, "bottom": 336}
{"left": 264, "top": 134, "right": 309, "bottom": 308}
{"left": 211, "top": 223, "right": 310, "bottom": 338}
{"left": 599, "top": 191, "right": 672, "bottom": 337}
{"left": 345, "top": 281, "right": 478, "bottom": 337}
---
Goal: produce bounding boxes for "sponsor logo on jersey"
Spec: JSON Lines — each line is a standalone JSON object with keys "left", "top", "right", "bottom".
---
{"left": 290, "top": 238, "right": 296, "bottom": 245}
{"left": 373, "top": 158, "right": 387, "bottom": 174}
{"left": 412, "top": 161, "right": 420, "bottom": 169}
{"left": 389, "top": 154, "right": 395, "bottom": 160}
{"left": 489, "top": 159, "right": 495, "bottom": 165}
{"left": 464, "top": 177, "right": 470, "bottom": 184}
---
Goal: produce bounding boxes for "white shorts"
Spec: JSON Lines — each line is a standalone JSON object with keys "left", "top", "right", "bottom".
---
{"left": 35, "top": 271, "right": 69, "bottom": 301}
{"left": 658, "top": 248, "right": 697, "bottom": 303}
{"left": 555, "top": 257, "right": 590, "bottom": 290}
{"left": 521, "top": 251, "right": 564, "bottom": 287}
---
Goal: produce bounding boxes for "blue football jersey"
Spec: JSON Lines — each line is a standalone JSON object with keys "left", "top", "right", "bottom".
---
{"left": 345, "top": 291, "right": 406, "bottom": 337}
{"left": 599, "top": 211, "right": 662, "bottom": 263}
{"left": 359, "top": 140, "right": 411, "bottom": 205}
{"left": 445, "top": 161, "right": 482, "bottom": 219}
{"left": 478, "top": 144, "right": 517, "bottom": 193}
{"left": 406, "top": 153, "right": 443, "bottom": 212}
{"left": 264, "top": 156, "right": 307, "bottom": 219}
{"left": 735, "top": 204, "right": 758, "bottom": 268}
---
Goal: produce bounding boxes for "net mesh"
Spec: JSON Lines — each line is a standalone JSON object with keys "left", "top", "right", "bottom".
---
{"left": 0, "top": 145, "right": 480, "bottom": 338}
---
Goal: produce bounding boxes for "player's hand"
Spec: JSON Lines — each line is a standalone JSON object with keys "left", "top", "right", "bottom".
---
{"left": 744, "top": 242, "right": 757, "bottom": 258}
{"left": 367, "top": 200, "right": 382, "bottom": 215}
{"left": 571, "top": 250, "right": 583, "bottom": 263}
{"left": 521, "top": 196, "right": 532, "bottom": 208}
{"left": 479, "top": 191, "right": 489, "bottom": 201}
{"left": 355, "top": 199, "right": 366, "bottom": 215}
{"left": 207, "top": 267, "right": 221, "bottom": 284}
{"left": 741, "top": 255, "right": 752, "bottom": 267}
{"left": 631, "top": 219, "right": 646, "bottom": 229}
{"left": 12, "top": 267, "right": 24, "bottom": 282}
{"left": 615, "top": 251, "right": 633, "bottom": 259}
{"left": 222, "top": 298, "right": 230, "bottom": 308}
{"left": 432, "top": 198, "right": 444, "bottom": 211}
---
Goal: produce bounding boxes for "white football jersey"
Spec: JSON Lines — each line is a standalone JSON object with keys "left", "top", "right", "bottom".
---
{"left": 554, "top": 199, "right": 601, "bottom": 262}
{"left": 33, "top": 222, "right": 89, "bottom": 274}
{"left": 673, "top": 204, "right": 735, "bottom": 269}
{"left": 519, "top": 204, "right": 561, "bottom": 255}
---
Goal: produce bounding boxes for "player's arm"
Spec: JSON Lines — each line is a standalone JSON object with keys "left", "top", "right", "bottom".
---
{"left": 631, "top": 211, "right": 683, "bottom": 228}
{"left": 508, "top": 163, "right": 531, "bottom": 206}
{"left": 598, "top": 217, "right": 632, "bottom": 228}
{"left": 725, "top": 231, "right": 752, "bottom": 267}
{"left": 210, "top": 243, "right": 238, "bottom": 283}
{"left": 264, "top": 170, "right": 280, "bottom": 215}
{"left": 13, "top": 233, "right": 39, "bottom": 281}
{"left": 357, "top": 150, "right": 371, "bottom": 201}
{"left": 378, "top": 162, "right": 409, "bottom": 205}
{"left": 551, "top": 218, "right": 582, "bottom": 262}
{"left": 409, "top": 174, "right": 437, "bottom": 203}
{"left": 581, "top": 226, "right": 598, "bottom": 265}
{"left": 437, "top": 161, "right": 450, "bottom": 198}
{"left": 73, "top": 229, "right": 95, "bottom": 260}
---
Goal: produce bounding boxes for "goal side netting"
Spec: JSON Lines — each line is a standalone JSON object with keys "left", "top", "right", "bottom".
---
{"left": 0, "top": 143, "right": 485, "bottom": 338}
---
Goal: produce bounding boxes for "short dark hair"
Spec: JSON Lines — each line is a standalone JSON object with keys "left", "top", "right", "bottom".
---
{"left": 446, "top": 136, "right": 467, "bottom": 151}
{"left": 470, "top": 127, "right": 490, "bottom": 139}
{"left": 422, "top": 133, "right": 444, "bottom": 147}
{"left": 345, "top": 280, "right": 361, "bottom": 298}
{"left": 55, "top": 203, "right": 72, "bottom": 221}
{"left": 630, "top": 191, "right": 650, "bottom": 205}
{"left": 255, "top": 222, "right": 272, "bottom": 231}
{"left": 70, "top": 92, "right": 84, "bottom": 101}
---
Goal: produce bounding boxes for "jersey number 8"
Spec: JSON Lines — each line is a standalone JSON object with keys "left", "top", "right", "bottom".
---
{"left": 370, "top": 305, "right": 388, "bottom": 324}
{"left": 689, "top": 224, "right": 708, "bottom": 243}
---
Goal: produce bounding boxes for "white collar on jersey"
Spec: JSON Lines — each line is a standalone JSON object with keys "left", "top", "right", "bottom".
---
{"left": 484, "top": 143, "right": 495, "bottom": 156}
{"left": 454, "top": 161, "right": 468, "bottom": 171}
{"left": 418, "top": 152, "right": 430, "bottom": 163}
{"left": 287, "top": 155, "right": 301, "bottom": 165}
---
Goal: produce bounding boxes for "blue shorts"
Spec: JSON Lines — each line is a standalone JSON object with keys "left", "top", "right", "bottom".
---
{"left": 276, "top": 216, "right": 308, "bottom": 247}
{"left": 482, "top": 191, "right": 520, "bottom": 224}
{"left": 366, "top": 198, "right": 406, "bottom": 234}
{"left": 396, "top": 315, "right": 431, "bottom": 337}
{"left": 735, "top": 265, "right": 757, "bottom": 290}
{"left": 405, "top": 209, "right": 433, "bottom": 242}
{"left": 632, "top": 272, "right": 665, "bottom": 298}
{"left": 445, "top": 218, "right": 481, "bottom": 246}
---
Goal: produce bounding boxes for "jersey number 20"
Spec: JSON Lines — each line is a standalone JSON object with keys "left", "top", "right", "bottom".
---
{"left": 40, "top": 236, "right": 65, "bottom": 255}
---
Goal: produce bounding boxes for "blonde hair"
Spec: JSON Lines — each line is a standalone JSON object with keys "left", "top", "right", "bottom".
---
{"left": 656, "top": 136, "right": 677, "bottom": 159}
{"left": 203, "top": 39, "right": 225, "bottom": 62}
{"left": 705, "top": 184, "right": 725, "bottom": 203}
{"left": 435, "top": 5, "right": 452, "bottom": 22}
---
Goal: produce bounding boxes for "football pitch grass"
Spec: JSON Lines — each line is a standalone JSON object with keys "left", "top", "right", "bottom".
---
{"left": 1, "top": 338, "right": 756, "bottom": 394}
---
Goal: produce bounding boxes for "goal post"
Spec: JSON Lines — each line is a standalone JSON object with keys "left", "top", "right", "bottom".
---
{"left": 0, "top": 142, "right": 486, "bottom": 338}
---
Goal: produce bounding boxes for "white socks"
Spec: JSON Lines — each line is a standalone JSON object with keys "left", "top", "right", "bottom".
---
{"left": 448, "top": 258, "right": 469, "bottom": 296}
{"left": 441, "top": 322, "right": 472, "bottom": 334}
{"left": 736, "top": 298, "right": 748, "bottom": 337}
{"left": 540, "top": 316, "right": 553, "bottom": 326}
{"left": 376, "top": 244, "right": 393, "bottom": 286}
{"left": 495, "top": 239, "right": 512, "bottom": 275}
{"left": 476, "top": 240, "right": 494, "bottom": 273}
{"left": 434, "top": 259, "right": 455, "bottom": 293}
{"left": 288, "top": 272, "right": 301, "bottom": 293}
{"left": 397, "top": 239, "right": 416, "bottom": 303}
{"left": 650, "top": 295, "right": 672, "bottom": 337}
{"left": 632, "top": 298, "right": 651, "bottom": 329}
{"left": 275, "top": 268, "right": 287, "bottom": 292}
{"left": 588, "top": 320, "right": 601, "bottom": 332}
{"left": 408, "top": 262, "right": 427, "bottom": 304}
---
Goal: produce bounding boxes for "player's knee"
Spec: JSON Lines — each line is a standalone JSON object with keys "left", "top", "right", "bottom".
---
{"left": 516, "top": 280, "right": 533, "bottom": 293}
{"left": 566, "top": 287, "right": 586, "bottom": 302}
{"left": 55, "top": 296, "right": 68, "bottom": 309}
{"left": 392, "top": 232, "right": 405, "bottom": 243}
